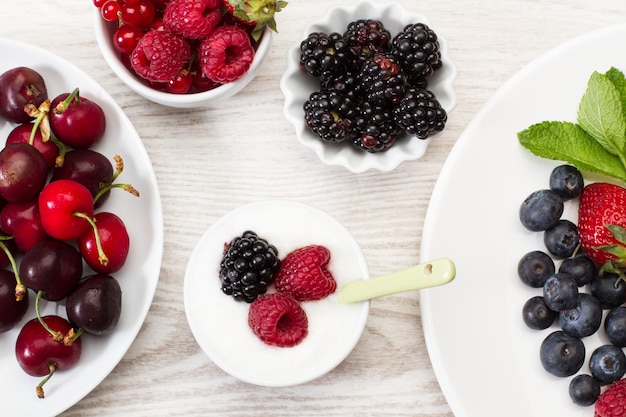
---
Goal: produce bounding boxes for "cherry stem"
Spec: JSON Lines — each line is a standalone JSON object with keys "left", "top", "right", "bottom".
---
{"left": 73, "top": 212, "right": 109, "bottom": 267}
{"left": 54, "top": 87, "right": 80, "bottom": 114}
{"left": 50, "top": 137, "right": 67, "bottom": 167}
{"left": 0, "top": 237, "right": 25, "bottom": 301}
{"left": 35, "top": 290, "right": 64, "bottom": 342}
{"left": 36, "top": 362, "right": 56, "bottom": 399}
{"left": 24, "top": 99, "right": 51, "bottom": 143}
{"left": 93, "top": 155, "right": 140, "bottom": 204}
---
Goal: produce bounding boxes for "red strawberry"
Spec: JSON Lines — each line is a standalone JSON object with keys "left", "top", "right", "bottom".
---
{"left": 198, "top": 25, "right": 255, "bottom": 83}
{"left": 274, "top": 245, "right": 337, "bottom": 301}
{"left": 595, "top": 378, "right": 626, "bottom": 417}
{"left": 248, "top": 293, "right": 308, "bottom": 347}
{"left": 222, "top": 0, "right": 287, "bottom": 41}
{"left": 578, "top": 182, "right": 626, "bottom": 272}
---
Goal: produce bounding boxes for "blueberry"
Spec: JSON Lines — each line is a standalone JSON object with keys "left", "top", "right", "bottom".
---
{"left": 519, "top": 189, "right": 564, "bottom": 231}
{"left": 549, "top": 164, "right": 584, "bottom": 200}
{"left": 540, "top": 330, "right": 585, "bottom": 377}
{"left": 605, "top": 306, "right": 626, "bottom": 347}
{"left": 588, "top": 273, "right": 626, "bottom": 309}
{"left": 558, "top": 293, "right": 602, "bottom": 338}
{"left": 589, "top": 344, "right": 626, "bottom": 384}
{"left": 543, "top": 273, "right": 579, "bottom": 311}
{"left": 544, "top": 219, "right": 579, "bottom": 258}
{"left": 568, "top": 374, "right": 601, "bottom": 406}
{"left": 522, "top": 296, "right": 556, "bottom": 330}
{"left": 518, "top": 250, "right": 555, "bottom": 288}
{"left": 559, "top": 255, "right": 597, "bottom": 287}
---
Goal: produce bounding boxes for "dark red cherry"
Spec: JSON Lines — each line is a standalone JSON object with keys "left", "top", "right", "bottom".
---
{"left": 51, "top": 149, "right": 114, "bottom": 208}
{"left": 66, "top": 274, "right": 122, "bottom": 336}
{"left": 0, "top": 201, "right": 48, "bottom": 253}
{"left": 15, "top": 315, "right": 82, "bottom": 398}
{"left": 6, "top": 123, "right": 60, "bottom": 168}
{"left": 49, "top": 88, "right": 106, "bottom": 149}
{"left": 0, "top": 67, "right": 48, "bottom": 124}
{"left": 0, "top": 142, "right": 48, "bottom": 203}
{"left": 19, "top": 239, "right": 83, "bottom": 301}
{"left": 0, "top": 270, "right": 29, "bottom": 333}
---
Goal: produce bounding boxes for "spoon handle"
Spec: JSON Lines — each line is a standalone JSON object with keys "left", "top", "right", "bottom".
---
{"left": 339, "top": 258, "right": 456, "bottom": 304}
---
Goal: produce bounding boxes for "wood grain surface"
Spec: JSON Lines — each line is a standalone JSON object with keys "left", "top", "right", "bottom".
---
{"left": 0, "top": 0, "right": 624, "bottom": 415}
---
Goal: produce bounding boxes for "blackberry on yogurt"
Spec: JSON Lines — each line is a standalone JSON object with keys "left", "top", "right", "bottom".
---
{"left": 219, "top": 231, "right": 281, "bottom": 303}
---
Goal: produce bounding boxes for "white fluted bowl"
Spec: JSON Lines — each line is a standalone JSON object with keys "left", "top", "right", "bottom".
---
{"left": 280, "top": 1, "right": 457, "bottom": 172}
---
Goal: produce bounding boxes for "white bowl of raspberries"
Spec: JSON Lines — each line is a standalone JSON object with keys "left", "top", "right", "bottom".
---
{"left": 92, "top": 0, "right": 280, "bottom": 108}
{"left": 280, "top": 1, "right": 457, "bottom": 173}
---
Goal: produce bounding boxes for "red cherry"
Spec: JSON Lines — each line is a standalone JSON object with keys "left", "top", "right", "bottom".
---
{"left": 49, "top": 88, "right": 106, "bottom": 149}
{"left": 100, "top": 0, "right": 121, "bottom": 22}
{"left": 78, "top": 212, "right": 129, "bottom": 274}
{"left": 113, "top": 25, "right": 143, "bottom": 54}
{"left": 38, "top": 179, "right": 95, "bottom": 241}
{"left": 6, "top": 123, "right": 60, "bottom": 169}
{"left": 15, "top": 315, "right": 82, "bottom": 398}
{"left": 120, "top": 0, "right": 156, "bottom": 28}
{"left": 0, "top": 201, "right": 48, "bottom": 253}
{"left": 167, "top": 70, "right": 193, "bottom": 94}
{"left": 93, "top": 0, "right": 108, "bottom": 7}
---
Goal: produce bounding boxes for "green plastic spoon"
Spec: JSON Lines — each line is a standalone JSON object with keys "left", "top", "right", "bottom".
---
{"left": 339, "top": 257, "right": 456, "bottom": 304}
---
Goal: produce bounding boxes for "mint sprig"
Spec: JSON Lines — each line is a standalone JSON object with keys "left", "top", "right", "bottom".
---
{"left": 518, "top": 67, "right": 626, "bottom": 183}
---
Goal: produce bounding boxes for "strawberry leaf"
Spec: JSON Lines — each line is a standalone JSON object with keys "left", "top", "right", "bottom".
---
{"left": 597, "top": 243, "right": 626, "bottom": 259}
{"left": 607, "top": 224, "right": 626, "bottom": 245}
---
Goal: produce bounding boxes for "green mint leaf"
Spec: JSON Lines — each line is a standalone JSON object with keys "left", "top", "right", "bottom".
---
{"left": 578, "top": 71, "right": 626, "bottom": 156}
{"left": 517, "top": 120, "right": 626, "bottom": 181}
{"left": 605, "top": 67, "right": 626, "bottom": 114}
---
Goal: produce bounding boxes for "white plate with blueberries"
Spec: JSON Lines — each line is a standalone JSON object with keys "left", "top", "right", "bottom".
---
{"left": 420, "top": 23, "right": 626, "bottom": 416}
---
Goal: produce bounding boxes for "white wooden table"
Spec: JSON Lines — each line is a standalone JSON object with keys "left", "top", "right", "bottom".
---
{"left": 0, "top": 0, "right": 624, "bottom": 415}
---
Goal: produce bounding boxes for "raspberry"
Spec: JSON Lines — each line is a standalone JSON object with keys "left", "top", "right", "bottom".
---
{"left": 274, "top": 245, "right": 337, "bottom": 301}
{"left": 198, "top": 25, "right": 255, "bottom": 83}
{"left": 595, "top": 378, "right": 626, "bottom": 417}
{"left": 163, "top": 0, "right": 223, "bottom": 40}
{"left": 130, "top": 30, "right": 191, "bottom": 83}
{"left": 248, "top": 293, "right": 308, "bottom": 347}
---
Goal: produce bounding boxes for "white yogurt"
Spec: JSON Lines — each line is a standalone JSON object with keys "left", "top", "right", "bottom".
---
{"left": 183, "top": 200, "right": 370, "bottom": 387}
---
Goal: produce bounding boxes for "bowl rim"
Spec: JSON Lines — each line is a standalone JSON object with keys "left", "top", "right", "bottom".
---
{"left": 93, "top": 10, "right": 273, "bottom": 107}
{"left": 280, "top": 0, "right": 458, "bottom": 173}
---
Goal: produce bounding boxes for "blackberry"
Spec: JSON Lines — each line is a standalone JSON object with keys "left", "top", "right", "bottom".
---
{"left": 299, "top": 32, "right": 351, "bottom": 81}
{"left": 343, "top": 19, "right": 391, "bottom": 67}
{"left": 353, "top": 101, "right": 402, "bottom": 153}
{"left": 391, "top": 23, "right": 442, "bottom": 87}
{"left": 219, "top": 231, "right": 280, "bottom": 303}
{"left": 304, "top": 89, "right": 358, "bottom": 143}
{"left": 393, "top": 87, "right": 447, "bottom": 139}
{"left": 357, "top": 53, "right": 407, "bottom": 106}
